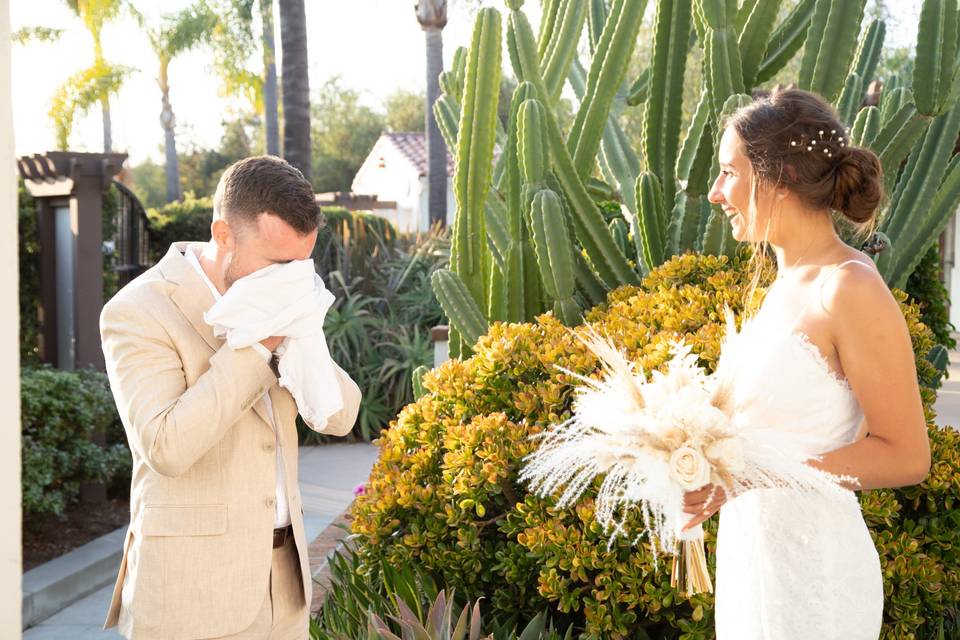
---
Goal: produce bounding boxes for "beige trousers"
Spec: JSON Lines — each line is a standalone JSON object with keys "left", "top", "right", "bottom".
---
{"left": 119, "top": 535, "right": 309, "bottom": 640}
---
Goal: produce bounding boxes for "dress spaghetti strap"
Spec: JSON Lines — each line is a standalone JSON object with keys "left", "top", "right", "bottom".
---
{"left": 818, "top": 259, "right": 874, "bottom": 296}
{"left": 787, "top": 259, "right": 875, "bottom": 333}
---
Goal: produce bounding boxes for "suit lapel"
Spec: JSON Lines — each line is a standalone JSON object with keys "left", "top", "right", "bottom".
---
{"left": 159, "top": 242, "right": 275, "bottom": 428}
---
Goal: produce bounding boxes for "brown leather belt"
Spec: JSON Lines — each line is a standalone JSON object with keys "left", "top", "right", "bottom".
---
{"left": 272, "top": 525, "right": 293, "bottom": 548}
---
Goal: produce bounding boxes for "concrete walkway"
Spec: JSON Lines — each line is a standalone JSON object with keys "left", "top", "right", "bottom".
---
{"left": 934, "top": 347, "right": 960, "bottom": 430}
{"left": 23, "top": 442, "right": 379, "bottom": 639}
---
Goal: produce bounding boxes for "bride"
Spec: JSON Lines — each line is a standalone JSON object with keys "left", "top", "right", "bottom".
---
{"left": 683, "top": 88, "right": 931, "bottom": 639}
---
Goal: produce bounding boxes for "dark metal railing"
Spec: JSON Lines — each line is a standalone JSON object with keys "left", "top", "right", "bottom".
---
{"left": 112, "top": 180, "right": 152, "bottom": 287}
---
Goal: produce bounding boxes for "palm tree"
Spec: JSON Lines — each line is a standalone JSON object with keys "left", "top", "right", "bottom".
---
{"left": 416, "top": 0, "right": 448, "bottom": 228}
{"left": 50, "top": 0, "right": 127, "bottom": 151}
{"left": 278, "top": 0, "right": 311, "bottom": 183}
{"left": 209, "top": 0, "right": 279, "bottom": 156}
{"left": 132, "top": 3, "right": 216, "bottom": 202}
{"left": 260, "top": 0, "right": 280, "bottom": 156}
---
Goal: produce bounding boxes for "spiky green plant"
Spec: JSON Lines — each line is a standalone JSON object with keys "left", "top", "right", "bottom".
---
{"left": 431, "top": 0, "right": 960, "bottom": 358}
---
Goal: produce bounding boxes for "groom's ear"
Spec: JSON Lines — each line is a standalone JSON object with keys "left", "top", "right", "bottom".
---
{"left": 211, "top": 218, "right": 234, "bottom": 250}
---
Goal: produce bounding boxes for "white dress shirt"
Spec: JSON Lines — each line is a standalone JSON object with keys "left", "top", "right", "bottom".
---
{"left": 184, "top": 244, "right": 291, "bottom": 528}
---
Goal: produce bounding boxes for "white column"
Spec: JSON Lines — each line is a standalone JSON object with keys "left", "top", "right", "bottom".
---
{"left": 0, "top": 0, "right": 22, "bottom": 636}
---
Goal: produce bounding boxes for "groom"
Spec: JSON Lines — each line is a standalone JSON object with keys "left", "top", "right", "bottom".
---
{"left": 99, "top": 155, "right": 361, "bottom": 639}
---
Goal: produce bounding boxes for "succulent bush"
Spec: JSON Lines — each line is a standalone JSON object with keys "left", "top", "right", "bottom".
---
{"left": 354, "top": 253, "right": 960, "bottom": 639}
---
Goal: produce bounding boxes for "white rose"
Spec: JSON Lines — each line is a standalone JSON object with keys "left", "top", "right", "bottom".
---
{"left": 668, "top": 445, "right": 712, "bottom": 490}
{"left": 706, "top": 437, "right": 745, "bottom": 473}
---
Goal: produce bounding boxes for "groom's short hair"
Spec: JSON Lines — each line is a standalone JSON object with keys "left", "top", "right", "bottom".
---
{"left": 213, "top": 155, "right": 321, "bottom": 235}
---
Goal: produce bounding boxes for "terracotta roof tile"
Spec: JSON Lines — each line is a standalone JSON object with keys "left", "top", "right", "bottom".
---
{"left": 383, "top": 131, "right": 455, "bottom": 177}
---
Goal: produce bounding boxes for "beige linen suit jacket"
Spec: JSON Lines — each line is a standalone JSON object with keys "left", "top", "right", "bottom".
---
{"left": 99, "top": 242, "right": 361, "bottom": 639}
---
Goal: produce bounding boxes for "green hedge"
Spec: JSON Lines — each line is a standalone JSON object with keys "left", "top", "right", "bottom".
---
{"left": 21, "top": 366, "right": 130, "bottom": 522}
{"left": 906, "top": 243, "right": 957, "bottom": 350}
{"left": 146, "top": 194, "right": 216, "bottom": 263}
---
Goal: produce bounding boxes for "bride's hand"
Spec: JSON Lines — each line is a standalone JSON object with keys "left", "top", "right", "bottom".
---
{"left": 682, "top": 483, "right": 728, "bottom": 531}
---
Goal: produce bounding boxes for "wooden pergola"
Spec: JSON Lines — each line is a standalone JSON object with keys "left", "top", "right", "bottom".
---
{"left": 17, "top": 151, "right": 127, "bottom": 372}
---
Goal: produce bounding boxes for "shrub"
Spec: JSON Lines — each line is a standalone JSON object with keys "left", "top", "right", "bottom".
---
{"left": 905, "top": 243, "right": 956, "bottom": 351}
{"left": 352, "top": 253, "right": 959, "bottom": 639}
{"left": 19, "top": 184, "right": 39, "bottom": 365}
{"left": 21, "top": 366, "right": 131, "bottom": 522}
{"left": 146, "top": 193, "right": 215, "bottom": 262}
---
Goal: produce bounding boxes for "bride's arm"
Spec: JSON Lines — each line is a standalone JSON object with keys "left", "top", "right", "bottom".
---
{"left": 808, "top": 263, "right": 930, "bottom": 491}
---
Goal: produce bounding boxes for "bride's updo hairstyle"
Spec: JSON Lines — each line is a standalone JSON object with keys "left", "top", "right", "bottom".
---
{"left": 726, "top": 87, "right": 884, "bottom": 225}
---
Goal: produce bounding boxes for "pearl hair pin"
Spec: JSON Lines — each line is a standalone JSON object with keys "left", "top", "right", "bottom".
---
{"left": 789, "top": 127, "right": 846, "bottom": 158}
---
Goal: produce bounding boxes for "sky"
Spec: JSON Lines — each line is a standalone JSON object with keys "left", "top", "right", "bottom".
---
{"left": 11, "top": 0, "right": 521, "bottom": 164}
{"left": 11, "top": 0, "right": 921, "bottom": 166}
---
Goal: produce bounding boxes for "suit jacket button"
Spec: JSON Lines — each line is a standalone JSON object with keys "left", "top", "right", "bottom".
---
{"left": 263, "top": 442, "right": 274, "bottom": 452}
{"left": 266, "top": 497, "right": 275, "bottom": 508}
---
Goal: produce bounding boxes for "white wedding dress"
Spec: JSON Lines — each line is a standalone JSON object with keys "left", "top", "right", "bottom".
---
{"left": 713, "top": 260, "right": 884, "bottom": 639}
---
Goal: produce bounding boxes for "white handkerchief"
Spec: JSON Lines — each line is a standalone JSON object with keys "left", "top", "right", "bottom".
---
{"left": 204, "top": 259, "right": 343, "bottom": 431}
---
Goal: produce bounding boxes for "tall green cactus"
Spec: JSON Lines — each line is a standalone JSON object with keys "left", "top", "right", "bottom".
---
{"left": 501, "top": 82, "right": 543, "bottom": 323}
{"left": 850, "top": 105, "right": 880, "bottom": 146}
{"left": 878, "top": 100, "right": 960, "bottom": 287}
{"left": 642, "top": 0, "right": 692, "bottom": 215}
{"left": 569, "top": 59, "right": 641, "bottom": 216}
{"left": 529, "top": 189, "right": 580, "bottom": 325}
{"left": 798, "top": 0, "right": 866, "bottom": 103}
{"left": 434, "top": 0, "right": 960, "bottom": 363}
{"left": 568, "top": 0, "right": 647, "bottom": 181}
{"left": 449, "top": 7, "right": 501, "bottom": 356}
{"left": 540, "top": 0, "right": 588, "bottom": 103}
{"left": 698, "top": 0, "right": 746, "bottom": 118}
{"left": 506, "top": 2, "right": 638, "bottom": 288}
{"left": 737, "top": 0, "right": 784, "bottom": 87}
{"left": 872, "top": 102, "right": 930, "bottom": 193}
{"left": 852, "top": 19, "right": 886, "bottom": 89}
{"left": 753, "top": 0, "right": 816, "bottom": 85}
{"left": 880, "top": 86, "right": 914, "bottom": 126}
{"left": 837, "top": 73, "right": 864, "bottom": 126}
{"left": 431, "top": 269, "right": 489, "bottom": 349}
{"left": 434, "top": 94, "right": 460, "bottom": 151}
{"left": 634, "top": 172, "right": 669, "bottom": 269}
{"left": 913, "top": 0, "right": 959, "bottom": 116}
{"left": 518, "top": 98, "right": 549, "bottom": 186}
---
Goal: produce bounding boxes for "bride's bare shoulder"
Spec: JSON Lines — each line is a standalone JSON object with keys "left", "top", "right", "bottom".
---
{"left": 819, "top": 250, "right": 901, "bottom": 326}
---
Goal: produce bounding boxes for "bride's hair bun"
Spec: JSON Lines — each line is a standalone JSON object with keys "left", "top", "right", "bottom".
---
{"left": 726, "top": 87, "right": 884, "bottom": 225}
{"left": 830, "top": 146, "right": 883, "bottom": 223}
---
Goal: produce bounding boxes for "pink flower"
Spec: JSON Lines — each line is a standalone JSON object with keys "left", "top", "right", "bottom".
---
{"left": 353, "top": 483, "right": 367, "bottom": 497}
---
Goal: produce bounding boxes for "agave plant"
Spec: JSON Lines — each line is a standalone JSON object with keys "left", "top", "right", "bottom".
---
{"left": 430, "top": 0, "right": 960, "bottom": 359}
{"left": 316, "top": 221, "right": 449, "bottom": 441}
{"left": 312, "top": 548, "right": 570, "bottom": 640}
{"left": 368, "top": 591, "right": 565, "bottom": 640}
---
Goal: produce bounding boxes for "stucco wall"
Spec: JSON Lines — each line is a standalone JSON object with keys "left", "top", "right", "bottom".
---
{"left": 0, "top": 0, "right": 23, "bottom": 634}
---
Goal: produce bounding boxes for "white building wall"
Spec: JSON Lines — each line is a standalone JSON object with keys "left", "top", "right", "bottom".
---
{"left": 352, "top": 135, "right": 458, "bottom": 234}
{"left": 417, "top": 177, "right": 457, "bottom": 232}
{"left": 351, "top": 139, "right": 422, "bottom": 233}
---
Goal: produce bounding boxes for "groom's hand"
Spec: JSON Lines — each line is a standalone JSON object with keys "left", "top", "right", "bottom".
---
{"left": 682, "top": 483, "right": 728, "bottom": 531}
{"left": 260, "top": 336, "right": 283, "bottom": 352}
